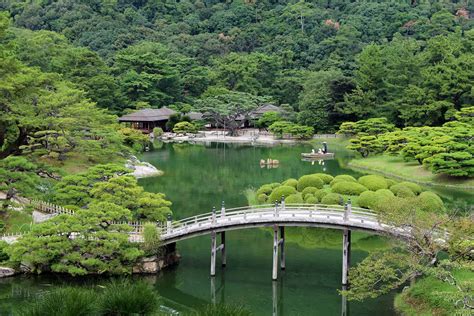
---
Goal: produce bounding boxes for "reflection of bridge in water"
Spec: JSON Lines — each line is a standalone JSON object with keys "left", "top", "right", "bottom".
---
{"left": 153, "top": 201, "right": 406, "bottom": 284}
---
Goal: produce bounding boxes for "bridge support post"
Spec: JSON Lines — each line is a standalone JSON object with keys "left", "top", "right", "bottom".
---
{"left": 221, "top": 232, "right": 226, "bottom": 267}
{"left": 342, "top": 229, "right": 351, "bottom": 285}
{"left": 272, "top": 225, "right": 279, "bottom": 280}
{"left": 210, "top": 231, "right": 217, "bottom": 277}
{"left": 280, "top": 226, "right": 285, "bottom": 270}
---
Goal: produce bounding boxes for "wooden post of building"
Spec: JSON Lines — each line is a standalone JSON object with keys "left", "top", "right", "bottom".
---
{"left": 272, "top": 225, "right": 279, "bottom": 280}
{"left": 210, "top": 231, "right": 217, "bottom": 276}
{"left": 280, "top": 226, "right": 285, "bottom": 270}
{"left": 342, "top": 229, "right": 351, "bottom": 285}
{"left": 221, "top": 232, "right": 226, "bottom": 267}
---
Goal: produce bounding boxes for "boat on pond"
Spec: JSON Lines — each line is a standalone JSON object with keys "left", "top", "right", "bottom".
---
{"left": 301, "top": 152, "right": 335, "bottom": 159}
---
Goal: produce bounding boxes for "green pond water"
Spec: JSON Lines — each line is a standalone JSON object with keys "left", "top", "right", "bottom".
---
{"left": 1, "top": 141, "right": 471, "bottom": 315}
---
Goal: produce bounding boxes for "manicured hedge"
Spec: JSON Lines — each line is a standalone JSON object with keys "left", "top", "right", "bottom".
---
{"left": 297, "top": 175, "right": 324, "bottom": 191}
{"left": 358, "top": 191, "right": 378, "bottom": 209}
{"left": 358, "top": 175, "right": 388, "bottom": 191}
{"left": 268, "top": 185, "right": 297, "bottom": 203}
{"left": 390, "top": 184, "right": 416, "bottom": 198}
{"left": 330, "top": 175, "right": 357, "bottom": 186}
{"left": 256, "top": 184, "right": 273, "bottom": 196}
{"left": 321, "top": 193, "right": 343, "bottom": 205}
{"left": 332, "top": 181, "right": 368, "bottom": 195}
{"left": 269, "top": 182, "right": 281, "bottom": 189}
{"left": 399, "top": 182, "right": 422, "bottom": 195}
{"left": 312, "top": 173, "right": 334, "bottom": 184}
{"left": 282, "top": 178, "right": 298, "bottom": 188}
{"left": 257, "top": 193, "right": 268, "bottom": 204}
{"left": 386, "top": 179, "right": 398, "bottom": 187}
{"left": 375, "top": 189, "right": 395, "bottom": 199}
{"left": 417, "top": 191, "right": 445, "bottom": 213}
{"left": 315, "top": 189, "right": 330, "bottom": 201}
{"left": 302, "top": 187, "right": 319, "bottom": 199}
{"left": 305, "top": 196, "right": 318, "bottom": 204}
{"left": 286, "top": 193, "right": 304, "bottom": 204}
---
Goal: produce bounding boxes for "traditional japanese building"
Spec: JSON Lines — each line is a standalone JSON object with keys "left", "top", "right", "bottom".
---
{"left": 118, "top": 107, "right": 203, "bottom": 133}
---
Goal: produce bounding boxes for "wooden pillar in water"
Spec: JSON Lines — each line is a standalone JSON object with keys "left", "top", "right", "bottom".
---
{"left": 272, "top": 225, "right": 279, "bottom": 280}
{"left": 210, "top": 231, "right": 217, "bottom": 277}
{"left": 342, "top": 229, "right": 351, "bottom": 285}
{"left": 280, "top": 226, "right": 285, "bottom": 270}
{"left": 221, "top": 232, "right": 226, "bottom": 267}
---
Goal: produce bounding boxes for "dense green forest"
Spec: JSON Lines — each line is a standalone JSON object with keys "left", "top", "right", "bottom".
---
{"left": 1, "top": 0, "right": 472, "bottom": 132}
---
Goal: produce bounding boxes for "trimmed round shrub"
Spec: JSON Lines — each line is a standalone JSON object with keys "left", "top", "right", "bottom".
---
{"left": 257, "top": 193, "right": 268, "bottom": 204}
{"left": 390, "top": 184, "right": 415, "bottom": 198}
{"left": 399, "top": 182, "right": 422, "bottom": 195}
{"left": 386, "top": 179, "right": 398, "bottom": 187}
{"left": 297, "top": 175, "right": 324, "bottom": 191}
{"left": 330, "top": 175, "right": 357, "bottom": 186}
{"left": 312, "top": 173, "right": 334, "bottom": 184}
{"left": 321, "top": 193, "right": 343, "bottom": 205}
{"left": 268, "top": 185, "right": 297, "bottom": 203}
{"left": 304, "top": 193, "right": 315, "bottom": 202}
{"left": 358, "top": 175, "right": 388, "bottom": 191}
{"left": 375, "top": 189, "right": 394, "bottom": 199}
{"left": 331, "top": 181, "right": 368, "bottom": 195}
{"left": 315, "top": 189, "right": 330, "bottom": 201}
{"left": 285, "top": 193, "right": 304, "bottom": 204}
{"left": 305, "top": 196, "right": 318, "bottom": 204}
{"left": 269, "top": 182, "right": 281, "bottom": 189}
{"left": 417, "top": 191, "right": 445, "bottom": 213}
{"left": 282, "top": 178, "right": 298, "bottom": 188}
{"left": 256, "top": 185, "right": 273, "bottom": 196}
{"left": 301, "top": 187, "right": 319, "bottom": 199}
{"left": 358, "top": 191, "right": 378, "bottom": 209}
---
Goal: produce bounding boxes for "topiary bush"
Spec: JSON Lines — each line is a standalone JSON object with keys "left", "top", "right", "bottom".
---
{"left": 358, "top": 191, "right": 378, "bottom": 209}
{"left": 386, "top": 179, "right": 398, "bottom": 187}
{"left": 315, "top": 189, "right": 330, "bottom": 201}
{"left": 399, "top": 181, "right": 422, "bottom": 195}
{"left": 285, "top": 193, "right": 304, "bottom": 204}
{"left": 331, "top": 181, "right": 368, "bottom": 195}
{"left": 312, "top": 173, "right": 334, "bottom": 184}
{"left": 375, "top": 189, "right": 394, "bottom": 199}
{"left": 152, "top": 127, "right": 163, "bottom": 137}
{"left": 297, "top": 175, "right": 324, "bottom": 191}
{"left": 321, "top": 193, "right": 343, "bottom": 205}
{"left": 268, "top": 185, "right": 297, "bottom": 203}
{"left": 390, "top": 184, "right": 416, "bottom": 198}
{"left": 269, "top": 182, "right": 281, "bottom": 189}
{"left": 330, "top": 175, "right": 357, "bottom": 186}
{"left": 282, "top": 178, "right": 298, "bottom": 188}
{"left": 301, "top": 187, "right": 319, "bottom": 199}
{"left": 257, "top": 193, "right": 268, "bottom": 204}
{"left": 417, "top": 191, "right": 445, "bottom": 213}
{"left": 358, "top": 175, "right": 388, "bottom": 191}
{"left": 256, "top": 185, "right": 273, "bottom": 196}
{"left": 304, "top": 193, "right": 315, "bottom": 202}
{"left": 305, "top": 196, "right": 318, "bottom": 204}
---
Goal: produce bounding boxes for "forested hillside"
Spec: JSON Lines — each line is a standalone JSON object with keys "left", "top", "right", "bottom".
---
{"left": 1, "top": 0, "right": 472, "bottom": 132}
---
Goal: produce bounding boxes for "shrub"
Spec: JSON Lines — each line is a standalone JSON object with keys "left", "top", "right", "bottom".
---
{"left": 173, "top": 121, "right": 198, "bottom": 134}
{"left": 285, "top": 193, "right": 304, "bottom": 204}
{"left": 256, "top": 185, "right": 273, "bottom": 196}
{"left": 399, "top": 181, "right": 422, "bottom": 195}
{"left": 269, "top": 182, "right": 281, "bottom": 189}
{"left": 386, "top": 179, "right": 398, "bottom": 187}
{"left": 358, "top": 191, "right": 378, "bottom": 209}
{"left": 375, "top": 189, "right": 395, "bottom": 199}
{"left": 18, "top": 287, "right": 99, "bottom": 316}
{"left": 152, "top": 127, "right": 163, "bottom": 137}
{"left": 0, "top": 241, "right": 9, "bottom": 262}
{"left": 257, "top": 193, "right": 268, "bottom": 204}
{"left": 268, "top": 186, "right": 297, "bottom": 203}
{"left": 142, "top": 223, "right": 161, "bottom": 256}
{"left": 417, "top": 192, "right": 445, "bottom": 213}
{"left": 358, "top": 175, "right": 388, "bottom": 191}
{"left": 390, "top": 184, "right": 416, "bottom": 198}
{"left": 297, "top": 175, "right": 324, "bottom": 191}
{"left": 99, "top": 279, "right": 158, "bottom": 315}
{"left": 321, "top": 193, "right": 343, "bottom": 205}
{"left": 305, "top": 196, "right": 318, "bottom": 204}
{"left": 0, "top": 220, "right": 4, "bottom": 233}
{"left": 330, "top": 175, "right": 357, "bottom": 186}
{"left": 301, "top": 187, "right": 319, "bottom": 199}
{"left": 282, "top": 178, "right": 298, "bottom": 188}
{"left": 304, "top": 193, "right": 314, "bottom": 202}
{"left": 315, "top": 189, "right": 330, "bottom": 201}
{"left": 312, "top": 173, "right": 334, "bottom": 184}
{"left": 331, "top": 181, "right": 368, "bottom": 195}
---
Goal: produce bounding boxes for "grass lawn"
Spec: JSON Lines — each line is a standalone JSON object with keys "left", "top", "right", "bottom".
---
{"left": 394, "top": 269, "right": 473, "bottom": 316}
{"left": 349, "top": 155, "right": 474, "bottom": 190}
{"left": 1, "top": 210, "right": 33, "bottom": 234}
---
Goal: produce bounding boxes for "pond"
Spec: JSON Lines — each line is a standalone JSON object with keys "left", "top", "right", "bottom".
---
{"left": 1, "top": 141, "right": 470, "bottom": 315}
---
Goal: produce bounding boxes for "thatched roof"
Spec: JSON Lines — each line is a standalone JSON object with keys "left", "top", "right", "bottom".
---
{"left": 118, "top": 107, "right": 203, "bottom": 122}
